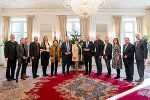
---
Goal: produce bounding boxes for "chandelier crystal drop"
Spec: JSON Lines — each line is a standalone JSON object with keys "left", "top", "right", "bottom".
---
{"left": 63, "top": 0, "right": 107, "bottom": 16}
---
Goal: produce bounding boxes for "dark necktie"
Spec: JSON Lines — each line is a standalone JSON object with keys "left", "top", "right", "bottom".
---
{"left": 37, "top": 43, "right": 39, "bottom": 56}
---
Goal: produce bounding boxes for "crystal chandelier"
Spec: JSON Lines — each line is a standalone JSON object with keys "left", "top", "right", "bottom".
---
{"left": 63, "top": 0, "right": 107, "bottom": 16}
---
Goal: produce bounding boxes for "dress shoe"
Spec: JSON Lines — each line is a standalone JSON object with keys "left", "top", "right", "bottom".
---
{"left": 67, "top": 73, "right": 71, "bottom": 75}
{"left": 21, "top": 78, "right": 26, "bottom": 80}
{"left": 137, "top": 81, "right": 142, "bottom": 85}
{"left": 114, "top": 76, "right": 120, "bottom": 79}
{"left": 94, "top": 73, "right": 99, "bottom": 75}
{"left": 33, "top": 76, "right": 37, "bottom": 78}
{"left": 97, "top": 73, "right": 102, "bottom": 76}
{"left": 50, "top": 75, "right": 53, "bottom": 77}
{"left": 16, "top": 79, "right": 18, "bottom": 83}
{"left": 36, "top": 75, "right": 39, "bottom": 77}
{"left": 63, "top": 74, "right": 65, "bottom": 77}
{"left": 11, "top": 78, "right": 16, "bottom": 80}
{"left": 55, "top": 74, "right": 58, "bottom": 76}
{"left": 135, "top": 80, "right": 140, "bottom": 82}
{"left": 105, "top": 74, "right": 111, "bottom": 78}
{"left": 7, "top": 79, "right": 11, "bottom": 81}
{"left": 84, "top": 73, "right": 88, "bottom": 75}
{"left": 43, "top": 75, "right": 47, "bottom": 77}
{"left": 123, "top": 78, "right": 128, "bottom": 81}
{"left": 89, "top": 73, "right": 91, "bottom": 76}
{"left": 25, "top": 76, "right": 29, "bottom": 78}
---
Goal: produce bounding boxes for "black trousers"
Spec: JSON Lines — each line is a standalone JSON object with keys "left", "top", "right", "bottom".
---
{"left": 32, "top": 59, "right": 39, "bottom": 76}
{"left": 105, "top": 59, "right": 111, "bottom": 75}
{"left": 116, "top": 69, "right": 120, "bottom": 76}
{"left": 6, "top": 59, "right": 17, "bottom": 79}
{"left": 16, "top": 58, "right": 26, "bottom": 79}
{"left": 24, "top": 57, "right": 30, "bottom": 74}
{"left": 84, "top": 55, "right": 92, "bottom": 74}
{"left": 42, "top": 66, "right": 47, "bottom": 76}
{"left": 94, "top": 55, "right": 102, "bottom": 74}
{"left": 51, "top": 59, "right": 58, "bottom": 76}
{"left": 62, "top": 55, "right": 71, "bottom": 74}
{"left": 124, "top": 62, "right": 134, "bottom": 80}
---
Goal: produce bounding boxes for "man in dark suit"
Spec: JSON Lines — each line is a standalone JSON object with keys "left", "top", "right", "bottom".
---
{"left": 82, "top": 36, "right": 94, "bottom": 76}
{"left": 4, "top": 34, "right": 18, "bottom": 81}
{"left": 123, "top": 37, "right": 135, "bottom": 81}
{"left": 94, "top": 34, "right": 104, "bottom": 76}
{"left": 16, "top": 38, "right": 28, "bottom": 82}
{"left": 103, "top": 37, "right": 112, "bottom": 78}
{"left": 61, "top": 36, "right": 72, "bottom": 76}
{"left": 30, "top": 36, "right": 40, "bottom": 78}
{"left": 134, "top": 33, "right": 148, "bottom": 85}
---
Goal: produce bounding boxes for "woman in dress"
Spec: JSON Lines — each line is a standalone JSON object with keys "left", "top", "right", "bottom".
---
{"left": 40, "top": 36, "right": 50, "bottom": 77}
{"left": 72, "top": 39, "right": 82, "bottom": 76}
{"left": 112, "top": 38, "right": 122, "bottom": 79}
{"left": 50, "top": 40, "right": 61, "bottom": 77}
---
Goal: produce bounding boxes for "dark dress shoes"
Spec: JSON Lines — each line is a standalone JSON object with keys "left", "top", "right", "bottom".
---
{"left": 11, "top": 78, "right": 16, "bottom": 80}
{"left": 67, "top": 73, "right": 71, "bottom": 75}
{"left": 21, "top": 78, "right": 26, "bottom": 80}
{"left": 105, "top": 74, "right": 111, "bottom": 78}
{"left": 123, "top": 78, "right": 128, "bottom": 81}
{"left": 94, "top": 73, "right": 99, "bottom": 75}
{"left": 16, "top": 79, "right": 18, "bottom": 83}
{"left": 97, "top": 73, "right": 102, "bottom": 76}
{"left": 84, "top": 73, "right": 88, "bottom": 75}
{"left": 114, "top": 76, "right": 120, "bottom": 79}
{"left": 36, "top": 75, "right": 39, "bottom": 77}
{"left": 7, "top": 79, "right": 11, "bottom": 81}
{"left": 89, "top": 73, "right": 91, "bottom": 77}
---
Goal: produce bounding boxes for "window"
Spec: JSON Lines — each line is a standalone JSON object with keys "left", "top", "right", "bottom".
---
{"left": 121, "top": 17, "right": 137, "bottom": 49}
{"left": 9, "top": 18, "right": 27, "bottom": 43}
{"left": 67, "top": 18, "right": 80, "bottom": 38}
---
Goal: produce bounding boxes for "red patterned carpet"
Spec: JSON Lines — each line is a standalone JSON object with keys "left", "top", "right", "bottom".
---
{"left": 118, "top": 86, "right": 150, "bottom": 100}
{"left": 23, "top": 71, "right": 135, "bottom": 100}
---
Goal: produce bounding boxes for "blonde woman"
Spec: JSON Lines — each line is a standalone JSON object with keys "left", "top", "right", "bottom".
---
{"left": 72, "top": 39, "right": 82, "bottom": 76}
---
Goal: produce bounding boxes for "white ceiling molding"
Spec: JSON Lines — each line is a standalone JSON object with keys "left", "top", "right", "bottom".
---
{"left": 1, "top": 8, "right": 148, "bottom": 17}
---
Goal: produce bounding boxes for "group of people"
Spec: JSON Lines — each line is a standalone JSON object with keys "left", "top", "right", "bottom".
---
{"left": 4, "top": 33, "right": 148, "bottom": 85}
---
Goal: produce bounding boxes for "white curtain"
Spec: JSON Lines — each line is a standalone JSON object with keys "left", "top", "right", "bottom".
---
{"left": 89, "top": 15, "right": 96, "bottom": 40}
{"left": 112, "top": 16, "right": 122, "bottom": 41}
{"left": 52, "top": 16, "right": 60, "bottom": 41}
{"left": 27, "top": 15, "right": 34, "bottom": 42}
{"left": 2, "top": 16, "right": 10, "bottom": 38}
{"left": 58, "top": 15, "right": 67, "bottom": 42}
{"left": 136, "top": 16, "right": 143, "bottom": 36}
{"left": 143, "top": 16, "right": 150, "bottom": 37}
{"left": 80, "top": 17, "right": 90, "bottom": 40}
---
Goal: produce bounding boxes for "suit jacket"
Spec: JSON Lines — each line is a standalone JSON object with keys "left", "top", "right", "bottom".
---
{"left": 123, "top": 43, "right": 135, "bottom": 63}
{"left": 4, "top": 40, "right": 18, "bottom": 60}
{"left": 61, "top": 42, "right": 72, "bottom": 58}
{"left": 82, "top": 41, "right": 94, "bottom": 57}
{"left": 103, "top": 43, "right": 112, "bottom": 60}
{"left": 30, "top": 42, "right": 40, "bottom": 59}
{"left": 17, "top": 44, "right": 28, "bottom": 59}
{"left": 134, "top": 39, "right": 148, "bottom": 61}
{"left": 94, "top": 39, "right": 104, "bottom": 57}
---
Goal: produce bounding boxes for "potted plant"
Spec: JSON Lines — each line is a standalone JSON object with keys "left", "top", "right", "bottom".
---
{"left": 0, "top": 36, "right": 8, "bottom": 66}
